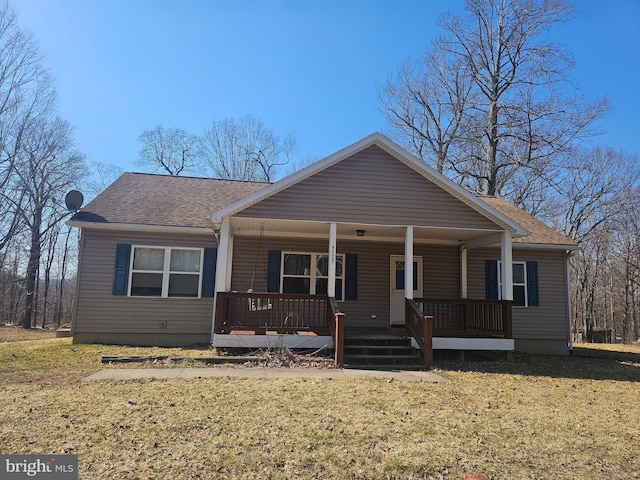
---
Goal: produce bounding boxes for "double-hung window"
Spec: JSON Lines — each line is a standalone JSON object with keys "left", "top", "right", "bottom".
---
{"left": 130, "top": 246, "right": 203, "bottom": 298}
{"left": 282, "top": 252, "right": 344, "bottom": 300}
{"left": 498, "top": 261, "right": 528, "bottom": 307}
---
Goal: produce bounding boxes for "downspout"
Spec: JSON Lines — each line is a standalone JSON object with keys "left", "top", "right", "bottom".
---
{"left": 565, "top": 250, "right": 574, "bottom": 354}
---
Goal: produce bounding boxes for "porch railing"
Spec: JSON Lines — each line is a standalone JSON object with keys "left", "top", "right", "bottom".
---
{"left": 328, "top": 297, "right": 345, "bottom": 367}
{"left": 214, "top": 291, "right": 345, "bottom": 367}
{"left": 414, "top": 298, "right": 512, "bottom": 338}
{"left": 405, "top": 298, "right": 433, "bottom": 368}
{"left": 214, "top": 292, "right": 331, "bottom": 334}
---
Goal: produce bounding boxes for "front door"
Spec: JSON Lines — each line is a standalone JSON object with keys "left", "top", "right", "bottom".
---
{"left": 390, "top": 255, "right": 423, "bottom": 325}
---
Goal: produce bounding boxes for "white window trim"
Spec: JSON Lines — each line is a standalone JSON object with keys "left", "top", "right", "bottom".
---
{"left": 498, "top": 260, "right": 528, "bottom": 307}
{"left": 128, "top": 245, "right": 204, "bottom": 298}
{"left": 281, "top": 251, "right": 345, "bottom": 300}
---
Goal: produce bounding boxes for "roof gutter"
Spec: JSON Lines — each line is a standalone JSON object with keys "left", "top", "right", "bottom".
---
{"left": 512, "top": 242, "right": 581, "bottom": 251}
{"left": 66, "top": 220, "right": 215, "bottom": 236}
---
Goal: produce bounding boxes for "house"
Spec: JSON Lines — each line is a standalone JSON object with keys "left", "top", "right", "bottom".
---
{"left": 68, "top": 133, "right": 578, "bottom": 364}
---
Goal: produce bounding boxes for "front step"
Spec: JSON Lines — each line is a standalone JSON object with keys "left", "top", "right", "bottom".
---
{"left": 343, "top": 336, "right": 424, "bottom": 370}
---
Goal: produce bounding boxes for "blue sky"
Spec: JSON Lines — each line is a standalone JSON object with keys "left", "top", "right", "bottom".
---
{"left": 14, "top": 0, "right": 640, "bottom": 179}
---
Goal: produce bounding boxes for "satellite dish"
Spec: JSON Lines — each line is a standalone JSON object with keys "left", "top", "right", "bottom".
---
{"left": 65, "top": 190, "right": 84, "bottom": 212}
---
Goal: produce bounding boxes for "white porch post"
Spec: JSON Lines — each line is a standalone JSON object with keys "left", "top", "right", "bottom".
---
{"left": 225, "top": 234, "right": 234, "bottom": 291}
{"left": 211, "top": 216, "right": 231, "bottom": 342}
{"left": 215, "top": 216, "right": 232, "bottom": 294}
{"left": 328, "top": 222, "right": 337, "bottom": 298}
{"left": 501, "top": 230, "right": 513, "bottom": 301}
{"left": 460, "top": 246, "right": 468, "bottom": 299}
{"left": 405, "top": 226, "right": 414, "bottom": 300}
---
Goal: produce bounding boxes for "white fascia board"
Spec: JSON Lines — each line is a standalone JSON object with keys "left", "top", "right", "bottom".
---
{"left": 66, "top": 220, "right": 214, "bottom": 236}
{"left": 468, "top": 238, "right": 581, "bottom": 251}
{"left": 210, "top": 132, "right": 529, "bottom": 238}
{"left": 513, "top": 242, "right": 581, "bottom": 251}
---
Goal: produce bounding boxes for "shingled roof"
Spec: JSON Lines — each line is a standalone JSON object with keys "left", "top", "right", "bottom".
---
{"left": 73, "top": 172, "right": 576, "bottom": 248}
{"left": 479, "top": 196, "right": 576, "bottom": 248}
{"left": 76, "top": 173, "right": 268, "bottom": 229}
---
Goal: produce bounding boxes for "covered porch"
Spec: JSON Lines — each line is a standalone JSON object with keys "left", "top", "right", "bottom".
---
{"left": 210, "top": 205, "right": 523, "bottom": 368}
{"left": 211, "top": 285, "right": 514, "bottom": 369}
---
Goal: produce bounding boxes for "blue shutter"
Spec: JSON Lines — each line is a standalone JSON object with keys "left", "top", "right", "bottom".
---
{"left": 112, "top": 244, "right": 131, "bottom": 295}
{"left": 485, "top": 260, "right": 498, "bottom": 300}
{"left": 267, "top": 250, "right": 281, "bottom": 293}
{"left": 201, "top": 248, "right": 217, "bottom": 297}
{"left": 345, "top": 253, "right": 358, "bottom": 301}
{"left": 526, "top": 261, "right": 539, "bottom": 306}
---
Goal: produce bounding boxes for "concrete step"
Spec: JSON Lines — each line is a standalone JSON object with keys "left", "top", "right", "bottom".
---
{"left": 343, "top": 363, "right": 426, "bottom": 371}
{"left": 344, "top": 354, "right": 422, "bottom": 367}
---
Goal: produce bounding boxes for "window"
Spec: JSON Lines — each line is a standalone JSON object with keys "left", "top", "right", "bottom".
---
{"left": 498, "top": 261, "right": 527, "bottom": 307}
{"left": 282, "top": 252, "right": 344, "bottom": 300}
{"left": 130, "top": 246, "right": 203, "bottom": 298}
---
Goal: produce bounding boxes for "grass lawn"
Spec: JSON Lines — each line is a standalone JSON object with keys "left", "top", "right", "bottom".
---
{"left": 1, "top": 327, "right": 638, "bottom": 479}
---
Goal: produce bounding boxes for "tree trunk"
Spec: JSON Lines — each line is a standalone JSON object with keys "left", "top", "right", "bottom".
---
{"left": 55, "top": 227, "right": 72, "bottom": 326}
{"left": 41, "top": 228, "right": 58, "bottom": 329}
{"left": 485, "top": 96, "right": 499, "bottom": 196}
{"left": 21, "top": 207, "right": 42, "bottom": 329}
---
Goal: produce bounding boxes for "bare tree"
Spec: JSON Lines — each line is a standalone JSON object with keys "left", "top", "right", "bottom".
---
{"left": 553, "top": 147, "right": 639, "bottom": 244}
{"left": 562, "top": 148, "right": 640, "bottom": 344}
{"left": 201, "top": 115, "right": 294, "bottom": 182}
{"left": 84, "top": 160, "right": 123, "bottom": 198}
{"left": 137, "top": 125, "right": 200, "bottom": 176}
{"left": 380, "top": 43, "right": 475, "bottom": 176}
{"left": 14, "top": 116, "right": 86, "bottom": 328}
{"left": 0, "top": 1, "right": 55, "bottom": 251}
{"left": 380, "top": 0, "right": 609, "bottom": 198}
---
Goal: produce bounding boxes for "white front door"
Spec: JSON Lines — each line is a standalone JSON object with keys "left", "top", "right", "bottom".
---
{"left": 390, "top": 255, "right": 423, "bottom": 325}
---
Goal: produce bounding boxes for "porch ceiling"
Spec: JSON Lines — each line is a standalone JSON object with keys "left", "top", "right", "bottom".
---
{"left": 229, "top": 217, "right": 504, "bottom": 245}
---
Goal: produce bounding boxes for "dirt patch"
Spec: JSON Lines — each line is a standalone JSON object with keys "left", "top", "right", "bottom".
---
{"left": 0, "top": 325, "right": 57, "bottom": 342}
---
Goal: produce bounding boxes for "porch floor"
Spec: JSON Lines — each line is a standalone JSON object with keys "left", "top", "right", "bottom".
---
{"left": 223, "top": 326, "right": 408, "bottom": 338}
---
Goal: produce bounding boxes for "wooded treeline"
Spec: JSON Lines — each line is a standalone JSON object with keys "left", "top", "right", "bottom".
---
{"left": 0, "top": 2, "right": 85, "bottom": 329}
{"left": 379, "top": 0, "right": 640, "bottom": 343}
{"left": 1, "top": 0, "right": 639, "bottom": 343}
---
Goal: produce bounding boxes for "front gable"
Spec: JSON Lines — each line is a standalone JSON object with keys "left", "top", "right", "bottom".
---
{"left": 237, "top": 144, "right": 499, "bottom": 230}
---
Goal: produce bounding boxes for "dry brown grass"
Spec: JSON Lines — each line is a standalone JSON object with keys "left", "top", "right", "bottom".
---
{"left": 0, "top": 324, "right": 57, "bottom": 342}
{"left": 0, "top": 338, "right": 638, "bottom": 479}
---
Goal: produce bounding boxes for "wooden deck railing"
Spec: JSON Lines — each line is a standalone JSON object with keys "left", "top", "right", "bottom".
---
{"left": 405, "top": 298, "right": 433, "bottom": 368}
{"left": 415, "top": 298, "right": 512, "bottom": 338}
{"left": 214, "top": 292, "right": 331, "bottom": 334}
{"left": 214, "top": 291, "right": 345, "bottom": 367}
{"left": 328, "top": 297, "right": 345, "bottom": 367}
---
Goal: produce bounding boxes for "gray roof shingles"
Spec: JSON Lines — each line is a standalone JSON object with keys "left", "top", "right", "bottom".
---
{"left": 77, "top": 172, "right": 576, "bottom": 247}
{"left": 78, "top": 172, "right": 268, "bottom": 229}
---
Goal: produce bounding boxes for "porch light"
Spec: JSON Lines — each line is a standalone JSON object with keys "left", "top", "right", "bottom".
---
{"left": 356, "top": 229, "right": 366, "bottom": 237}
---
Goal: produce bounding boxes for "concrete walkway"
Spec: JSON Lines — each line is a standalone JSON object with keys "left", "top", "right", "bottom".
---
{"left": 85, "top": 367, "right": 445, "bottom": 383}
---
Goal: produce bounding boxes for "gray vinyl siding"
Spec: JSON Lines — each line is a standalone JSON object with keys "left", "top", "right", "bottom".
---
{"left": 237, "top": 146, "right": 499, "bottom": 230}
{"left": 467, "top": 248, "right": 569, "bottom": 340}
{"left": 73, "top": 230, "right": 217, "bottom": 335}
{"left": 231, "top": 236, "right": 460, "bottom": 328}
